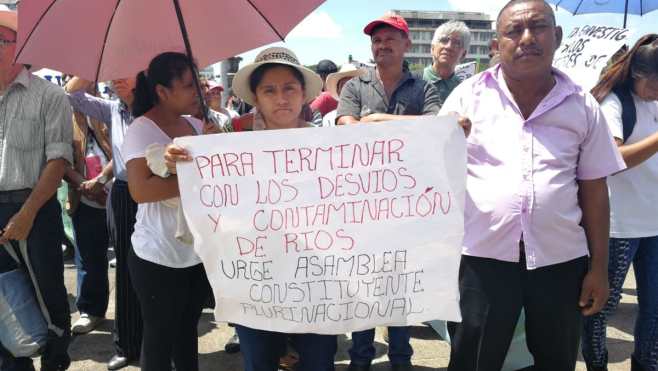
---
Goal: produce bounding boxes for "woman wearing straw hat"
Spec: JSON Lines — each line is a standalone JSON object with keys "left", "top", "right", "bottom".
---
{"left": 163, "top": 46, "right": 336, "bottom": 371}
{"left": 322, "top": 64, "right": 365, "bottom": 127}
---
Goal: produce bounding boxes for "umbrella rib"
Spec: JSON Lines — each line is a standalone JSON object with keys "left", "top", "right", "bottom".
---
{"left": 94, "top": 0, "right": 123, "bottom": 83}
{"left": 14, "top": 0, "right": 60, "bottom": 63}
{"left": 245, "top": 0, "right": 285, "bottom": 41}
{"left": 573, "top": 0, "right": 586, "bottom": 14}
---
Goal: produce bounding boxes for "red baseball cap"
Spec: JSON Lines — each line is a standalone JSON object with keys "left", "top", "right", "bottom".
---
{"left": 363, "top": 14, "right": 409, "bottom": 36}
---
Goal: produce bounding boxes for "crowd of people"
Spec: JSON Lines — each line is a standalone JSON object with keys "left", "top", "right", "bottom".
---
{"left": 1, "top": 0, "right": 658, "bottom": 370}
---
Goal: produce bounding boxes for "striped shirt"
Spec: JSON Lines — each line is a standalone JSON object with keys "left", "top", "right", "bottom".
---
{"left": 0, "top": 69, "right": 73, "bottom": 191}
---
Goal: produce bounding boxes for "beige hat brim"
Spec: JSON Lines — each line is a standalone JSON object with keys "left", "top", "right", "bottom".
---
{"left": 0, "top": 10, "right": 18, "bottom": 33}
{"left": 326, "top": 69, "right": 365, "bottom": 100}
{"left": 232, "top": 60, "right": 323, "bottom": 107}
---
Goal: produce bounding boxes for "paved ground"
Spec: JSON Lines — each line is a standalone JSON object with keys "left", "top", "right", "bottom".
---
{"left": 40, "top": 253, "right": 637, "bottom": 370}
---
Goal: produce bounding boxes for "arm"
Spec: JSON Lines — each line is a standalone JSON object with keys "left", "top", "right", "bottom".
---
{"left": 126, "top": 158, "right": 180, "bottom": 203}
{"left": 64, "top": 164, "right": 86, "bottom": 190}
{"left": 615, "top": 133, "right": 658, "bottom": 169}
{"left": 0, "top": 160, "right": 67, "bottom": 243}
{"left": 359, "top": 113, "right": 421, "bottom": 123}
{"left": 577, "top": 178, "right": 610, "bottom": 316}
{"left": 66, "top": 77, "right": 114, "bottom": 124}
{"left": 337, "top": 115, "right": 359, "bottom": 125}
{"left": 422, "top": 81, "right": 441, "bottom": 115}
{"left": 335, "top": 79, "right": 362, "bottom": 125}
{"left": 80, "top": 160, "right": 114, "bottom": 202}
{"left": 64, "top": 76, "right": 93, "bottom": 94}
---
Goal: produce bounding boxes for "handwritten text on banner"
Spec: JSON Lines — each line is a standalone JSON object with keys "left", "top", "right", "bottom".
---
{"left": 553, "top": 24, "right": 632, "bottom": 91}
{"left": 175, "top": 117, "right": 465, "bottom": 334}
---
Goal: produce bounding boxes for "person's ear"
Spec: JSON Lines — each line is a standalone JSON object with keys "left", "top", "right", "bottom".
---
{"left": 490, "top": 38, "right": 499, "bottom": 54}
{"left": 155, "top": 84, "right": 168, "bottom": 102}
{"left": 555, "top": 26, "right": 563, "bottom": 50}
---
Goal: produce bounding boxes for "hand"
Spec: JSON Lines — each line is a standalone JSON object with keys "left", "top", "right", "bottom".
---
{"left": 360, "top": 113, "right": 387, "bottom": 123}
{"left": 579, "top": 268, "right": 609, "bottom": 316}
{"left": 79, "top": 178, "right": 104, "bottom": 196}
{"left": 458, "top": 116, "right": 472, "bottom": 137}
{"left": 203, "top": 120, "right": 222, "bottom": 135}
{"left": 164, "top": 144, "right": 191, "bottom": 175}
{"left": 0, "top": 208, "right": 36, "bottom": 244}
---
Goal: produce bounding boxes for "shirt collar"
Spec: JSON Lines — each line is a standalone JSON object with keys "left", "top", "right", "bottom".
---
{"left": 424, "top": 65, "right": 458, "bottom": 83}
{"left": 9, "top": 68, "right": 31, "bottom": 89}
{"left": 474, "top": 64, "right": 582, "bottom": 119}
{"left": 360, "top": 66, "right": 414, "bottom": 84}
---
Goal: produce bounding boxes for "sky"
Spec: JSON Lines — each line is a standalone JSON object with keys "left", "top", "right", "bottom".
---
{"left": 215, "top": 0, "right": 658, "bottom": 72}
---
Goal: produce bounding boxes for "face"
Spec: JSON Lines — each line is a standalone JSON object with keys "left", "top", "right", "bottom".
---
{"left": 111, "top": 78, "right": 136, "bottom": 103}
{"left": 634, "top": 77, "right": 658, "bottom": 101}
{"left": 205, "top": 87, "right": 222, "bottom": 110}
{"left": 253, "top": 66, "right": 305, "bottom": 129}
{"left": 0, "top": 26, "right": 18, "bottom": 76}
{"left": 370, "top": 27, "right": 411, "bottom": 68}
{"left": 156, "top": 68, "right": 199, "bottom": 115}
{"left": 431, "top": 32, "right": 466, "bottom": 70}
{"left": 496, "top": 1, "right": 562, "bottom": 80}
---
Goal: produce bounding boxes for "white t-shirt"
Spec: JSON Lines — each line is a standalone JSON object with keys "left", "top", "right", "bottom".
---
{"left": 122, "top": 116, "right": 203, "bottom": 268}
{"left": 602, "top": 92, "right": 658, "bottom": 238}
{"left": 322, "top": 110, "right": 337, "bottom": 127}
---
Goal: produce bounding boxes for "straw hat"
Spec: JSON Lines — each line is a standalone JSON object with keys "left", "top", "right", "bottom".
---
{"left": 232, "top": 46, "right": 322, "bottom": 106}
{"left": 0, "top": 8, "right": 17, "bottom": 33}
{"left": 325, "top": 64, "right": 365, "bottom": 100}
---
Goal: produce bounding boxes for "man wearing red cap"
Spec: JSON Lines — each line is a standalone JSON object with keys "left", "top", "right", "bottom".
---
{"left": 336, "top": 13, "right": 441, "bottom": 371}
{"left": 336, "top": 14, "right": 439, "bottom": 128}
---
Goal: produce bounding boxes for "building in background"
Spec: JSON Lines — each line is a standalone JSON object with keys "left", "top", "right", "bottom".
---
{"left": 392, "top": 9, "right": 495, "bottom": 69}
{"left": 0, "top": 0, "right": 17, "bottom": 10}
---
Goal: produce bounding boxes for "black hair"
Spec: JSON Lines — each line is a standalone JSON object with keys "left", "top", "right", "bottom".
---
{"left": 592, "top": 34, "right": 658, "bottom": 102}
{"left": 248, "top": 63, "right": 305, "bottom": 94}
{"left": 496, "top": 0, "right": 556, "bottom": 30}
{"left": 132, "top": 52, "right": 196, "bottom": 117}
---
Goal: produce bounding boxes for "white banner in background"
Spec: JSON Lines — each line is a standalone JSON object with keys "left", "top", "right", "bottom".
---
{"left": 175, "top": 117, "right": 466, "bottom": 334}
{"left": 455, "top": 61, "right": 477, "bottom": 81}
{"left": 554, "top": 24, "right": 633, "bottom": 91}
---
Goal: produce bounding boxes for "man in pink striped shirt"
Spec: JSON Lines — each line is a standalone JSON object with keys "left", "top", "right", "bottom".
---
{"left": 439, "top": 1, "right": 626, "bottom": 370}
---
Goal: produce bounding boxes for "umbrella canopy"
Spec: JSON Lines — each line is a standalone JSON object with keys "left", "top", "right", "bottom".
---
{"left": 15, "top": 0, "right": 325, "bottom": 82}
{"left": 547, "top": 0, "right": 658, "bottom": 27}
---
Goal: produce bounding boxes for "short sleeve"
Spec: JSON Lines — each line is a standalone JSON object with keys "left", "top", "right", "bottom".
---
{"left": 421, "top": 82, "right": 441, "bottom": 115}
{"left": 577, "top": 94, "right": 626, "bottom": 180}
{"left": 599, "top": 93, "right": 623, "bottom": 140}
{"left": 42, "top": 87, "right": 73, "bottom": 164}
{"left": 122, "top": 118, "right": 159, "bottom": 163}
{"left": 336, "top": 78, "right": 362, "bottom": 119}
{"left": 67, "top": 91, "right": 114, "bottom": 125}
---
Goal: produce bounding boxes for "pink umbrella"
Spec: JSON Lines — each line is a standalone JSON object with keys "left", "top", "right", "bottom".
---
{"left": 15, "top": 0, "right": 325, "bottom": 82}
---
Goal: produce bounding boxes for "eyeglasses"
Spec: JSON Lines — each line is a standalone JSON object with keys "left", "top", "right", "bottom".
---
{"left": 437, "top": 36, "right": 463, "bottom": 48}
{"left": 0, "top": 39, "right": 16, "bottom": 48}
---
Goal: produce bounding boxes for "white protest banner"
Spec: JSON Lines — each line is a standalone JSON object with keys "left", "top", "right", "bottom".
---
{"left": 553, "top": 24, "right": 633, "bottom": 91}
{"left": 175, "top": 117, "right": 465, "bottom": 334}
{"left": 455, "top": 61, "right": 477, "bottom": 81}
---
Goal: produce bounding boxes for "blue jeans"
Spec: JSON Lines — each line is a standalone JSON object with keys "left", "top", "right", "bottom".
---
{"left": 582, "top": 237, "right": 658, "bottom": 370}
{"left": 72, "top": 202, "right": 109, "bottom": 317}
{"left": 349, "top": 326, "right": 412, "bottom": 365}
{"left": 235, "top": 325, "right": 336, "bottom": 371}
